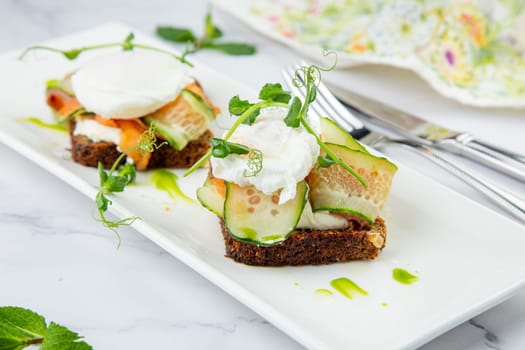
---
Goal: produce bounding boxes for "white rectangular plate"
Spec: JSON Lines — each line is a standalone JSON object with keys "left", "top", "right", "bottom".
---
{"left": 1, "top": 24, "right": 525, "bottom": 350}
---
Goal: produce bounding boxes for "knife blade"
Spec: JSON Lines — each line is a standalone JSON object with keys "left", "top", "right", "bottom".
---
{"left": 326, "top": 82, "right": 525, "bottom": 182}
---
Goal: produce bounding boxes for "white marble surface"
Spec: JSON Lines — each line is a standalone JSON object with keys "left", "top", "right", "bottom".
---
{"left": 1, "top": 0, "right": 525, "bottom": 349}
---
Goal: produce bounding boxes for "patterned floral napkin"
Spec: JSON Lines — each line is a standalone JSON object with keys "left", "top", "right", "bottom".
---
{"left": 214, "top": 0, "right": 525, "bottom": 107}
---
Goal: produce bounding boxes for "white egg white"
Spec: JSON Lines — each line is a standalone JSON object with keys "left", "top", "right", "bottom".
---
{"left": 211, "top": 107, "right": 319, "bottom": 204}
{"left": 71, "top": 51, "right": 193, "bottom": 119}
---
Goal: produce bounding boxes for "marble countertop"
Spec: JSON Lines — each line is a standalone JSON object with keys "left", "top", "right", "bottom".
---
{"left": 1, "top": 0, "right": 525, "bottom": 349}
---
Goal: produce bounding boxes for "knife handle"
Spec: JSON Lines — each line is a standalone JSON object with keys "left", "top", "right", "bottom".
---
{"left": 396, "top": 142, "right": 525, "bottom": 224}
{"left": 438, "top": 135, "right": 525, "bottom": 182}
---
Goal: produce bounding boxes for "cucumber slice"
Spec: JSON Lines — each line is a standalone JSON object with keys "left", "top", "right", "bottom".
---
{"left": 46, "top": 75, "right": 74, "bottom": 96}
{"left": 307, "top": 143, "right": 397, "bottom": 224}
{"left": 197, "top": 175, "right": 225, "bottom": 216}
{"left": 145, "top": 89, "right": 215, "bottom": 150}
{"left": 224, "top": 181, "right": 308, "bottom": 246}
{"left": 320, "top": 117, "right": 368, "bottom": 152}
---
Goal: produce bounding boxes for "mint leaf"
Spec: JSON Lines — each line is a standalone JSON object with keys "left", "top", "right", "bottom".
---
{"left": 204, "top": 11, "right": 223, "bottom": 39}
{"left": 258, "top": 83, "right": 291, "bottom": 103}
{"left": 201, "top": 42, "right": 256, "bottom": 55}
{"left": 0, "top": 306, "right": 46, "bottom": 339}
{"left": 156, "top": 26, "right": 197, "bottom": 43}
{"left": 284, "top": 97, "right": 302, "bottom": 128}
{"left": 40, "top": 322, "right": 92, "bottom": 350}
{"left": 0, "top": 336, "right": 27, "bottom": 350}
{"left": 228, "top": 95, "right": 253, "bottom": 116}
{"left": 0, "top": 307, "right": 46, "bottom": 350}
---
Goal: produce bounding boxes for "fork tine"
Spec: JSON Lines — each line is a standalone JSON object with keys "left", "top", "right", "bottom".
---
{"left": 297, "top": 61, "right": 366, "bottom": 132}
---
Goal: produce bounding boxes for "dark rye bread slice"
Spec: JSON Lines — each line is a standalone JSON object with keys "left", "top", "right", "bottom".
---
{"left": 70, "top": 129, "right": 212, "bottom": 169}
{"left": 220, "top": 217, "right": 386, "bottom": 266}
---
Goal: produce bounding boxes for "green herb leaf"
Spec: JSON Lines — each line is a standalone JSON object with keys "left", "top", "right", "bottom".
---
{"left": 95, "top": 192, "right": 110, "bottom": 212}
{"left": 62, "top": 49, "right": 82, "bottom": 60}
{"left": 241, "top": 108, "right": 261, "bottom": 125}
{"left": 45, "top": 79, "right": 59, "bottom": 90}
{"left": 0, "top": 306, "right": 46, "bottom": 349}
{"left": 107, "top": 175, "right": 129, "bottom": 193}
{"left": 122, "top": 32, "right": 135, "bottom": 51}
{"left": 0, "top": 307, "right": 93, "bottom": 350}
{"left": 98, "top": 162, "right": 108, "bottom": 186}
{"left": 93, "top": 125, "right": 165, "bottom": 241}
{"left": 201, "top": 42, "right": 256, "bottom": 55}
{"left": 228, "top": 93, "right": 262, "bottom": 125}
{"left": 155, "top": 11, "right": 254, "bottom": 58}
{"left": 210, "top": 138, "right": 250, "bottom": 158}
{"left": 118, "top": 163, "right": 136, "bottom": 184}
{"left": 284, "top": 96, "right": 302, "bottom": 128}
{"left": 40, "top": 322, "right": 92, "bottom": 350}
{"left": 156, "top": 26, "right": 197, "bottom": 43}
{"left": 317, "top": 154, "right": 336, "bottom": 168}
{"left": 258, "top": 83, "right": 291, "bottom": 103}
{"left": 307, "top": 84, "right": 317, "bottom": 103}
{"left": 204, "top": 11, "right": 223, "bottom": 39}
{"left": 228, "top": 95, "right": 253, "bottom": 116}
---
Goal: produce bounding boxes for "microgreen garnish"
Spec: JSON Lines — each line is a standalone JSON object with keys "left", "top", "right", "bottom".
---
{"left": 183, "top": 92, "right": 289, "bottom": 177}
{"left": 157, "top": 10, "right": 256, "bottom": 58}
{"left": 258, "top": 83, "right": 293, "bottom": 103}
{"left": 244, "top": 149, "right": 263, "bottom": 177}
{"left": 95, "top": 125, "right": 167, "bottom": 246}
{"left": 184, "top": 53, "right": 367, "bottom": 188}
{"left": 283, "top": 96, "right": 302, "bottom": 127}
{"left": 19, "top": 32, "right": 192, "bottom": 67}
{"left": 209, "top": 138, "right": 264, "bottom": 177}
{"left": 0, "top": 306, "right": 92, "bottom": 350}
{"left": 210, "top": 138, "right": 250, "bottom": 158}
{"left": 317, "top": 154, "right": 336, "bottom": 168}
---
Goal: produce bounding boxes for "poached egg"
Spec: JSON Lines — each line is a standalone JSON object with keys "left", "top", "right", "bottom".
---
{"left": 211, "top": 107, "right": 319, "bottom": 204}
{"left": 71, "top": 51, "right": 193, "bottom": 119}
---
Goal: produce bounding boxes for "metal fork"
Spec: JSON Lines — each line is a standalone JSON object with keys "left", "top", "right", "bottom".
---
{"left": 282, "top": 66, "right": 525, "bottom": 224}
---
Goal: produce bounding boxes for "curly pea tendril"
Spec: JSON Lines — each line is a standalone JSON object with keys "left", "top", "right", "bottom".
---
{"left": 95, "top": 124, "right": 167, "bottom": 247}
{"left": 292, "top": 51, "right": 338, "bottom": 88}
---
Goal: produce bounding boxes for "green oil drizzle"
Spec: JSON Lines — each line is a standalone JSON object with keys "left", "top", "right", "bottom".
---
{"left": 151, "top": 169, "right": 194, "bottom": 203}
{"left": 315, "top": 288, "right": 333, "bottom": 296}
{"left": 392, "top": 268, "right": 419, "bottom": 285}
{"left": 19, "top": 117, "right": 68, "bottom": 132}
{"left": 381, "top": 302, "right": 388, "bottom": 307}
{"left": 330, "top": 277, "right": 368, "bottom": 299}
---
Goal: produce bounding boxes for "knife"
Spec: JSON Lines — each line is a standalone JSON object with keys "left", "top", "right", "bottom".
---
{"left": 326, "top": 83, "right": 525, "bottom": 182}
